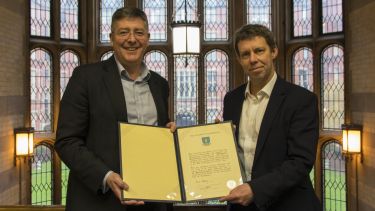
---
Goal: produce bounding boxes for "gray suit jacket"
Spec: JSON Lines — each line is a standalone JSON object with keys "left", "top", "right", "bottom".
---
{"left": 223, "top": 76, "right": 321, "bottom": 211}
{"left": 55, "top": 56, "right": 172, "bottom": 211}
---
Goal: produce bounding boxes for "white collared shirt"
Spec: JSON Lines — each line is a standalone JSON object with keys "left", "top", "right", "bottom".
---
{"left": 238, "top": 73, "right": 277, "bottom": 180}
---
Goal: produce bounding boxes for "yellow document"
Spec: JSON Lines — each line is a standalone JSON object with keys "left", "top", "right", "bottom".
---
{"left": 119, "top": 121, "right": 243, "bottom": 202}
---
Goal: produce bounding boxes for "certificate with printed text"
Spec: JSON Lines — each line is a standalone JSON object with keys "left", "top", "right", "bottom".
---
{"left": 119, "top": 121, "right": 243, "bottom": 202}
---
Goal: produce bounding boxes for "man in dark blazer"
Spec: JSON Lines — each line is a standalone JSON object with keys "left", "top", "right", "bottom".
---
{"left": 55, "top": 7, "right": 174, "bottom": 211}
{"left": 220, "top": 24, "right": 321, "bottom": 211}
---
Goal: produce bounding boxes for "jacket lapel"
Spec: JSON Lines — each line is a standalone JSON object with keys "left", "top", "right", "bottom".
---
{"left": 148, "top": 73, "right": 166, "bottom": 126}
{"left": 253, "top": 77, "right": 286, "bottom": 165}
{"left": 102, "top": 56, "right": 128, "bottom": 122}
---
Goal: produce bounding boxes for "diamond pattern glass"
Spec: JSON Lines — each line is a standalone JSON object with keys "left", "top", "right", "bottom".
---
{"left": 204, "top": 50, "right": 229, "bottom": 123}
{"left": 174, "top": 55, "right": 198, "bottom": 127}
{"left": 31, "top": 144, "right": 53, "bottom": 205}
{"left": 204, "top": 0, "right": 228, "bottom": 41}
{"left": 61, "top": 162, "right": 70, "bottom": 205}
{"left": 174, "top": 0, "right": 199, "bottom": 22}
{"left": 144, "top": 50, "right": 168, "bottom": 79}
{"left": 60, "top": 50, "right": 80, "bottom": 97}
{"left": 30, "top": 48, "right": 53, "bottom": 132}
{"left": 143, "top": 0, "right": 167, "bottom": 42}
{"left": 30, "top": 0, "right": 51, "bottom": 37}
{"left": 321, "top": 45, "right": 344, "bottom": 130}
{"left": 322, "top": 0, "right": 343, "bottom": 34}
{"left": 247, "top": 0, "right": 271, "bottom": 29}
{"left": 100, "top": 0, "right": 124, "bottom": 43}
{"left": 292, "top": 47, "right": 313, "bottom": 91}
{"left": 293, "top": 0, "right": 312, "bottom": 37}
{"left": 60, "top": 0, "right": 79, "bottom": 39}
{"left": 322, "top": 140, "right": 347, "bottom": 211}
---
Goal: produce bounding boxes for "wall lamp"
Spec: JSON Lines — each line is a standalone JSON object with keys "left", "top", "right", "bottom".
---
{"left": 342, "top": 124, "right": 362, "bottom": 162}
{"left": 14, "top": 127, "right": 34, "bottom": 165}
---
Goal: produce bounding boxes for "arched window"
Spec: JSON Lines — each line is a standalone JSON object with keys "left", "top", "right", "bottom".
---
{"left": 292, "top": 0, "right": 312, "bottom": 37}
{"left": 322, "top": 140, "right": 347, "bottom": 210}
{"left": 144, "top": 50, "right": 168, "bottom": 79}
{"left": 61, "top": 162, "right": 69, "bottom": 205}
{"left": 60, "top": 0, "right": 79, "bottom": 40}
{"left": 31, "top": 143, "right": 54, "bottom": 205}
{"left": 60, "top": 50, "right": 80, "bottom": 97}
{"left": 292, "top": 47, "right": 313, "bottom": 91}
{"left": 321, "top": 45, "right": 344, "bottom": 130}
{"left": 30, "top": 0, "right": 51, "bottom": 37}
{"left": 204, "top": 50, "right": 229, "bottom": 123}
{"left": 30, "top": 48, "right": 53, "bottom": 132}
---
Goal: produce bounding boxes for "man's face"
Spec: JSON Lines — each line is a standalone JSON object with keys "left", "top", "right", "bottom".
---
{"left": 236, "top": 36, "right": 278, "bottom": 84}
{"left": 110, "top": 17, "right": 150, "bottom": 67}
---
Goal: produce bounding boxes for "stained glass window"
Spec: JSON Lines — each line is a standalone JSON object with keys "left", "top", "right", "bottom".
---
{"left": 293, "top": 0, "right": 312, "bottom": 37}
{"left": 60, "top": 50, "right": 80, "bottom": 97}
{"left": 321, "top": 45, "right": 344, "bottom": 130}
{"left": 247, "top": 0, "right": 271, "bottom": 29}
{"left": 143, "top": 0, "right": 167, "bottom": 41}
{"left": 144, "top": 50, "right": 168, "bottom": 79}
{"left": 30, "top": 0, "right": 51, "bottom": 37}
{"left": 31, "top": 144, "right": 53, "bottom": 205}
{"left": 292, "top": 47, "right": 314, "bottom": 91}
{"left": 30, "top": 48, "right": 53, "bottom": 132}
{"left": 60, "top": 0, "right": 79, "bottom": 39}
{"left": 204, "top": 50, "right": 229, "bottom": 123}
{"left": 204, "top": 0, "right": 228, "bottom": 41}
{"left": 322, "top": 0, "right": 343, "bottom": 34}
{"left": 100, "top": 0, "right": 124, "bottom": 42}
{"left": 101, "top": 51, "right": 114, "bottom": 61}
{"left": 322, "top": 140, "right": 347, "bottom": 210}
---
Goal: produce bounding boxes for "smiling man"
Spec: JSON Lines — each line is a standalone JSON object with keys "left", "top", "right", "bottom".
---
{"left": 55, "top": 7, "right": 174, "bottom": 211}
{"left": 220, "top": 24, "right": 321, "bottom": 211}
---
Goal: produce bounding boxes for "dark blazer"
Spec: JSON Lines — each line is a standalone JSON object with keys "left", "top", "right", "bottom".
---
{"left": 55, "top": 56, "right": 172, "bottom": 211}
{"left": 223, "top": 76, "right": 321, "bottom": 211}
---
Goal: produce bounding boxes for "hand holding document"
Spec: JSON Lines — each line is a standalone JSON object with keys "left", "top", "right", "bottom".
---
{"left": 118, "top": 121, "right": 243, "bottom": 202}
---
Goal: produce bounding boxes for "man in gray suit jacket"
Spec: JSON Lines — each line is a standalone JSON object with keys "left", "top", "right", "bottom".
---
{"left": 220, "top": 24, "right": 321, "bottom": 211}
{"left": 55, "top": 7, "right": 174, "bottom": 211}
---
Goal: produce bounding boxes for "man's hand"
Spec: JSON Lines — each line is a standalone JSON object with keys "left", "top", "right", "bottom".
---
{"left": 166, "top": 122, "right": 176, "bottom": 133}
{"left": 106, "top": 172, "right": 145, "bottom": 205}
{"left": 219, "top": 183, "right": 254, "bottom": 206}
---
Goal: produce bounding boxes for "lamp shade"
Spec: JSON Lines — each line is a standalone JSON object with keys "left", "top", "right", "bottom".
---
{"left": 15, "top": 127, "right": 34, "bottom": 156}
{"left": 342, "top": 124, "right": 362, "bottom": 154}
{"left": 172, "top": 22, "right": 201, "bottom": 55}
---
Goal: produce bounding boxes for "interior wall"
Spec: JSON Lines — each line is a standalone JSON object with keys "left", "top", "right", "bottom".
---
{"left": 0, "top": 0, "right": 27, "bottom": 204}
{"left": 346, "top": 1, "right": 375, "bottom": 210}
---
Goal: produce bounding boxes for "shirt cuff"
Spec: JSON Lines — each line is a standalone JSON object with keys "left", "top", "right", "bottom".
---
{"left": 102, "top": 170, "right": 114, "bottom": 194}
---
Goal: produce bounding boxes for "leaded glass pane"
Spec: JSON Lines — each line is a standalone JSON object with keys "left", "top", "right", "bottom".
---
{"left": 60, "top": 50, "right": 80, "bottom": 97}
{"left": 322, "top": 0, "right": 343, "bottom": 34}
{"left": 247, "top": 0, "right": 271, "bottom": 29}
{"left": 144, "top": 50, "right": 168, "bottom": 79}
{"left": 292, "top": 47, "right": 313, "bottom": 91}
{"left": 174, "top": 0, "right": 199, "bottom": 22}
{"left": 321, "top": 45, "right": 344, "bottom": 130}
{"left": 143, "top": 0, "right": 167, "bottom": 42}
{"left": 204, "top": 0, "right": 228, "bottom": 41}
{"left": 310, "top": 167, "right": 315, "bottom": 188}
{"left": 100, "top": 0, "right": 124, "bottom": 43}
{"left": 31, "top": 144, "right": 53, "bottom": 205}
{"left": 293, "top": 0, "right": 312, "bottom": 37}
{"left": 322, "top": 140, "right": 347, "bottom": 211}
{"left": 205, "top": 50, "right": 229, "bottom": 123}
{"left": 30, "top": 48, "right": 53, "bottom": 132}
{"left": 174, "top": 56, "right": 198, "bottom": 127}
{"left": 101, "top": 51, "right": 114, "bottom": 61}
{"left": 60, "top": 0, "right": 79, "bottom": 39}
{"left": 61, "top": 162, "right": 69, "bottom": 205}
{"left": 30, "top": 0, "right": 51, "bottom": 37}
